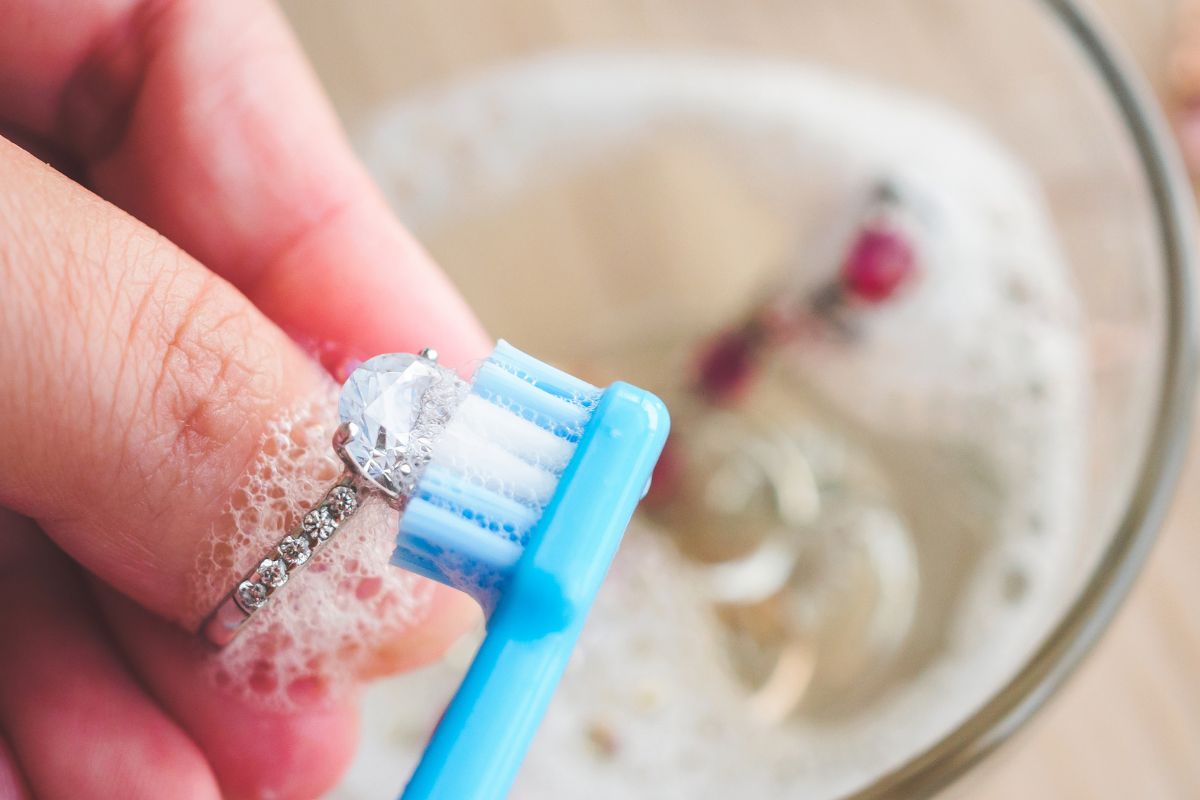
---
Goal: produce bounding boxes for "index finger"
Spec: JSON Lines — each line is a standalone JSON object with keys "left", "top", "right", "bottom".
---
{"left": 0, "top": 0, "right": 489, "bottom": 369}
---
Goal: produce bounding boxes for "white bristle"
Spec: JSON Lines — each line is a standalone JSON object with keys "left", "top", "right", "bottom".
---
{"left": 434, "top": 412, "right": 561, "bottom": 507}
{"left": 451, "top": 394, "right": 575, "bottom": 471}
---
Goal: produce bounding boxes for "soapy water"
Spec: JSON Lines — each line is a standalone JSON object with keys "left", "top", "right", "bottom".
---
{"left": 328, "top": 53, "right": 1087, "bottom": 798}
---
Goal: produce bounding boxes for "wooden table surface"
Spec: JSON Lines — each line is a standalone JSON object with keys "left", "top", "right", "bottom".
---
{"left": 280, "top": 1, "right": 1200, "bottom": 797}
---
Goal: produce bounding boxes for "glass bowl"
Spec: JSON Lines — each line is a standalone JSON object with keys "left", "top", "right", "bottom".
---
{"left": 281, "top": 1, "right": 1195, "bottom": 797}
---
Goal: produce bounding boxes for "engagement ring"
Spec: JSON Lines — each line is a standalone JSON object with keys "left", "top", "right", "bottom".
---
{"left": 202, "top": 348, "right": 464, "bottom": 646}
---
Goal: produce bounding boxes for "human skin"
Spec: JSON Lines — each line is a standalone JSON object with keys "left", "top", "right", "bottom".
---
{"left": 0, "top": 1, "right": 489, "bottom": 797}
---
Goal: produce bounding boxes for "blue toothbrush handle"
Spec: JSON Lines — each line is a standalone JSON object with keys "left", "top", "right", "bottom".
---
{"left": 402, "top": 619, "right": 578, "bottom": 799}
{"left": 400, "top": 383, "right": 670, "bottom": 800}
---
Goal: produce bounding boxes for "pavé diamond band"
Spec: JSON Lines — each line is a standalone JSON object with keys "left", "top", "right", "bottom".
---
{"left": 202, "top": 348, "right": 463, "bottom": 647}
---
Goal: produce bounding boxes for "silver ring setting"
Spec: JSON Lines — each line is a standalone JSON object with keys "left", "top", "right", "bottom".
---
{"left": 202, "top": 347, "right": 461, "bottom": 647}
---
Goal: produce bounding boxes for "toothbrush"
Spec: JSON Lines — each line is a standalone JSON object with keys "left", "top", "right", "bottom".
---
{"left": 394, "top": 340, "right": 670, "bottom": 800}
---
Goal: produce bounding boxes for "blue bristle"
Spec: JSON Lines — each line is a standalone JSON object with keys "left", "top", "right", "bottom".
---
{"left": 472, "top": 361, "right": 590, "bottom": 438}
{"left": 489, "top": 340, "right": 598, "bottom": 405}
{"left": 417, "top": 465, "right": 540, "bottom": 543}
{"left": 396, "top": 499, "right": 524, "bottom": 575}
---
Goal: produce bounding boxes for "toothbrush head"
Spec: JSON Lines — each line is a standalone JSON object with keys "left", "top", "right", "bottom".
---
{"left": 392, "top": 341, "right": 649, "bottom": 610}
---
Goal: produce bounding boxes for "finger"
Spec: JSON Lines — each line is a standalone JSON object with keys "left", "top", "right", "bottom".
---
{"left": 0, "top": 135, "right": 318, "bottom": 624}
{"left": 99, "top": 590, "right": 359, "bottom": 800}
{"left": 0, "top": 734, "right": 32, "bottom": 800}
{"left": 0, "top": 512, "right": 220, "bottom": 799}
{"left": 0, "top": 0, "right": 489, "bottom": 370}
{"left": 0, "top": 132, "right": 470, "bottom": 689}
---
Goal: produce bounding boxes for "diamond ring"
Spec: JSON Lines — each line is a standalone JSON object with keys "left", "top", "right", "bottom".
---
{"left": 201, "top": 348, "right": 465, "bottom": 647}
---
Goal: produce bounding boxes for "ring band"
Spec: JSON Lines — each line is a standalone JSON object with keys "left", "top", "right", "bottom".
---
{"left": 202, "top": 477, "right": 362, "bottom": 646}
{"left": 202, "top": 347, "right": 458, "bottom": 647}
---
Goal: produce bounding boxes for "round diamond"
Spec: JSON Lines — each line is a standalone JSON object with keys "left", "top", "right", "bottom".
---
{"left": 278, "top": 535, "right": 312, "bottom": 567}
{"left": 337, "top": 353, "right": 461, "bottom": 496}
{"left": 258, "top": 558, "right": 288, "bottom": 589}
{"left": 327, "top": 485, "right": 358, "bottom": 520}
{"left": 237, "top": 580, "right": 268, "bottom": 610}
{"left": 302, "top": 506, "right": 337, "bottom": 541}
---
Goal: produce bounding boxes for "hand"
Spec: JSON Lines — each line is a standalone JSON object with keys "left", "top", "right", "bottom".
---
{"left": 0, "top": 1, "right": 489, "bottom": 797}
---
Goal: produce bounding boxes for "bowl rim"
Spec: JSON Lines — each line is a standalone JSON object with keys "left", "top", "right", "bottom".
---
{"left": 851, "top": 1, "right": 1198, "bottom": 797}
